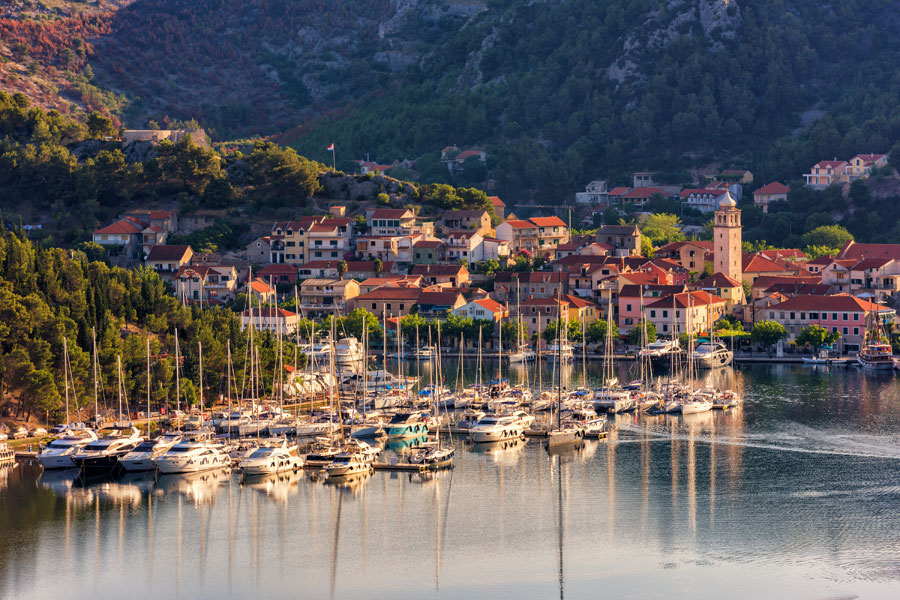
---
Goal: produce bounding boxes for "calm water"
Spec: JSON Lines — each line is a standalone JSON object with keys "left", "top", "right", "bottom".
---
{"left": 3, "top": 363, "right": 900, "bottom": 600}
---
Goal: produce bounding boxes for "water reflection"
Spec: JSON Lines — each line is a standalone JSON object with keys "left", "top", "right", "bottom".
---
{"left": 2, "top": 365, "right": 900, "bottom": 599}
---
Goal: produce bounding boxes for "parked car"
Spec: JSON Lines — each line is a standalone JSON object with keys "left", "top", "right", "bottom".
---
{"left": 29, "top": 427, "right": 47, "bottom": 437}
{"left": 12, "top": 427, "right": 28, "bottom": 439}
{"left": 0, "top": 433, "right": 7, "bottom": 441}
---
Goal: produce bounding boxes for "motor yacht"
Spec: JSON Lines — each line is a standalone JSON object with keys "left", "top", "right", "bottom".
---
{"left": 409, "top": 441, "right": 454, "bottom": 469}
{"left": 385, "top": 412, "right": 429, "bottom": 439}
{"left": 38, "top": 427, "right": 98, "bottom": 470}
{"left": 678, "top": 395, "right": 713, "bottom": 415}
{"left": 469, "top": 415, "right": 524, "bottom": 443}
{"left": 324, "top": 452, "right": 373, "bottom": 478}
{"left": 304, "top": 437, "right": 343, "bottom": 468}
{"left": 241, "top": 440, "right": 303, "bottom": 475}
{"left": 546, "top": 342, "right": 575, "bottom": 362}
{"left": 510, "top": 409, "right": 535, "bottom": 429}
{"left": 294, "top": 413, "right": 342, "bottom": 437}
{"left": 694, "top": 342, "right": 733, "bottom": 368}
{"left": 334, "top": 337, "right": 365, "bottom": 365}
{"left": 639, "top": 339, "right": 683, "bottom": 366}
{"left": 119, "top": 433, "right": 183, "bottom": 471}
{"left": 593, "top": 388, "right": 635, "bottom": 414}
{"left": 154, "top": 433, "right": 231, "bottom": 474}
{"left": 73, "top": 424, "right": 142, "bottom": 475}
{"left": 545, "top": 422, "right": 585, "bottom": 447}
{"left": 456, "top": 409, "right": 486, "bottom": 430}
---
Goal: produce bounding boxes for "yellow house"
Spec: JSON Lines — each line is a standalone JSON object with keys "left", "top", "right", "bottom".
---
{"left": 695, "top": 272, "right": 744, "bottom": 310}
{"left": 562, "top": 294, "right": 601, "bottom": 325}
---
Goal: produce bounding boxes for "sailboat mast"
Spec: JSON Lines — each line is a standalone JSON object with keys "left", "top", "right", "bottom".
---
{"left": 175, "top": 329, "right": 181, "bottom": 431}
{"left": 116, "top": 354, "right": 123, "bottom": 423}
{"left": 556, "top": 293, "right": 562, "bottom": 431}
{"left": 92, "top": 328, "right": 98, "bottom": 424}
{"left": 146, "top": 337, "right": 151, "bottom": 436}
{"left": 63, "top": 338, "right": 70, "bottom": 425}
{"left": 198, "top": 341, "right": 204, "bottom": 429}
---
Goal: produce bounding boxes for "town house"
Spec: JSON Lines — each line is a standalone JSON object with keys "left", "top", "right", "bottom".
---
{"left": 644, "top": 291, "right": 728, "bottom": 337}
{"left": 766, "top": 295, "right": 895, "bottom": 352}
{"left": 174, "top": 265, "right": 238, "bottom": 304}
{"left": 299, "top": 279, "right": 360, "bottom": 316}
{"left": 520, "top": 297, "right": 570, "bottom": 339}
{"left": 410, "top": 264, "right": 470, "bottom": 287}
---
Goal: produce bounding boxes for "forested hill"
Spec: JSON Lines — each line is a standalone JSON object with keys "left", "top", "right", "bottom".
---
{"left": 0, "top": 0, "right": 478, "bottom": 136}
{"left": 2, "top": 0, "right": 900, "bottom": 205}
{"left": 291, "top": 0, "right": 900, "bottom": 203}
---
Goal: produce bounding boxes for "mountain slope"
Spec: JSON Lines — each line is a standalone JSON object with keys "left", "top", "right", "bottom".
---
{"left": 289, "top": 0, "right": 900, "bottom": 202}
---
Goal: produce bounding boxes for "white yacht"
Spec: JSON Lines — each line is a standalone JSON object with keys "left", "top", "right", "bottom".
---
{"left": 241, "top": 440, "right": 303, "bottom": 475}
{"left": 294, "top": 413, "right": 342, "bottom": 437}
{"left": 510, "top": 410, "right": 536, "bottom": 429}
{"left": 593, "top": 388, "right": 635, "bottom": 414}
{"left": 334, "top": 337, "right": 365, "bottom": 365}
{"left": 325, "top": 452, "right": 373, "bottom": 478}
{"left": 119, "top": 433, "right": 183, "bottom": 471}
{"left": 38, "top": 427, "right": 98, "bottom": 470}
{"left": 545, "top": 423, "right": 585, "bottom": 447}
{"left": 679, "top": 396, "right": 713, "bottom": 415}
{"left": 385, "top": 412, "right": 429, "bottom": 439}
{"left": 73, "top": 424, "right": 142, "bottom": 475}
{"left": 546, "top": 342, "right": 575, "bottom": 362}
{"left": 154, "top": 433, "right": 231, "bottom": 474}
{"left": 640, "top": 339, "right": 682, "bottom": 365}
{"left": 469, "top": 415, "right": 524, "bottom": 443}
{"left": 456, "top": 409, "right": 486, "bottom": 430}
{"left": 694, "top": 342, "right": 733, "bottom": 368}
{"left": 409, "top": 441, "right": 454, "bottom": 469}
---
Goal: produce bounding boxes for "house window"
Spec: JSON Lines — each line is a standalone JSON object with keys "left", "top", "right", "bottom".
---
{"left": 650, "top": 310, "right": 656, "bottom": 318}
{"left": 790, "top": 312, "right": 795, "bottom": 320}
{"left": 853, "top": 314, "right": 859, "bottom": 321}
{"left": 663, "top": 324, "right": 668, "bottom": 332}
{"left": 832, "top": 313, "right": 838, "bottom": 320}
{"left": 626, "top": 304, "right": 632, "bottom": 312}
{"left": 800, "top": 313, "right": 806, "bottom": 320}
{"left": 843, "top": 327, "right": 848, "bottom": 335}
{"left": 371, "top": 303, "right": 377, "bottom": 309}
{"left": 842, "top": 313, "right": 848, "bottom": 321}
{"left": 809, "top": 312, "right": 818, "bottom": 319}
{"left": 854, "top": 327, "right": 859, "bottom": 336}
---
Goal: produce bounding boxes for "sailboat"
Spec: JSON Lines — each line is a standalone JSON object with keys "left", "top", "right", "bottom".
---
{"left": 593, "top": 297, "right": 634, "bottom": 414}
{"left": 858, "top": 310, "right": 894, "bottom": 370}
{"left": 73, "top": 355, "right": 142, "bottom": 475}
{"left": 38, "top": 337, "right": 98, "bottom": 469}
{"left": 546, "top": 295, "right": 585, "bottom": 447}
{"left": 507, "top": 282, "right": 535, "bottom": 363}
{"left": 411, "top": 324, "right": 455, "bottom": 469}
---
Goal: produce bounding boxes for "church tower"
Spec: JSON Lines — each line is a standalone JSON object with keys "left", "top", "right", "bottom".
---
{"left": 714, "top": 191, "right": 743, "bottom": 286}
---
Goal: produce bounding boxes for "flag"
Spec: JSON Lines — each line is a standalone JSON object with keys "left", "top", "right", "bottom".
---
{"left": 327, "top": 143, "right": 334, "bottom": 152}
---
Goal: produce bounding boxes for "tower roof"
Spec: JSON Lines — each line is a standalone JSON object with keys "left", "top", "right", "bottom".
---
{"left": 718, "top": 190, "right": 736, "bottom": 208}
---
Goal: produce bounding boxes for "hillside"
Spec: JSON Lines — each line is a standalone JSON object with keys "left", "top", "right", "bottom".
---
{"left": 3, "top": 0, "right": 900, "bottom": 206}
{"left": 0, "top": 0, "right": 479, "bottom": 136}
{"left": 289, "top": 0, "right": 900, "bottom": 202}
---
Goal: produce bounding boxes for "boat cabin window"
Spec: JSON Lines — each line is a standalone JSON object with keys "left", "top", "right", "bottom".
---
{"left": 134, "top": 441, "right": 157, "bottom": 452}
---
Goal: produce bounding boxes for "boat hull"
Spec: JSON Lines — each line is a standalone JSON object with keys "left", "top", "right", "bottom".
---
{"left": 545, "top": 428, "right": 584, "bottom": 447}
{"left": 155, "top": 456, "right": 230, "bottom": 474}
{"left": 75, "top": 454, "right": 125, "bottom": 475}
{"left": 469, "top": 426, "right": 523, "bottom": 443}
{"left": 38, "top": 454, "right": 77, "bottom": 470}
{"left": 386, "top": 423, "right": 428, "bottom": 439}
{"left": 119, "top": 456, "right": 159, "bottom": 472}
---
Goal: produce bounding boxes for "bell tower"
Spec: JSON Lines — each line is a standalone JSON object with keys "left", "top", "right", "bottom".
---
{"left": 714, "top": 191, "right": 743, "bottom": 287}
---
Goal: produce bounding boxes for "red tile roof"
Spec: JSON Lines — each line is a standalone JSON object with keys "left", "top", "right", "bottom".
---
{"left": 645, "top": 291, "right": 726, "bottom": 309}
{"left": 561, "top": 294, "right": 598, "bottom": 309}
{"left": 356, "top": 288, "right": 423, "bottom": 301}
{"left": 258, "top": 264, "right": 298, "bottom": 275}
{"left": 417, "top": 291, "right": 464, "bottom": 306}
{"left": 95, "top": 219, "right": 143, "bottom": 235}
{"left": 619, "top": 284, "right": 686, "bottom": 297}
{"left": 495, "top": 271, "right": 565, "bottom": 284}
{"left": 488, "top": 196, "right": 505, "bottom": 207}
{"left": 837, "top": 241, "right": 900, "bottom": 262}
{"left": 472, "top": 298, "right": 506, "bottom": 314}
{"left": 521, "top": 297, "right": 570, "bottom": 307}
{"left": 530, "top": 216, "right": 567, "bottom": 227}
{"left": 742, "top": 254, "right": 793, "bottom": 273}
{"left": 754, "top": 182, "right": 790, "bottom": 195}
{"left": 623, "top": 187, "right": 666, "bottom": 199}
{"left": 814, "top": 160, "right": 848, "bottom": 169}
{"left": 146, "top": 245, "right": 192, "bottom": 262}
{"left": 608, "top": 187, "right": 630, "bottom": 196}
{"left": 505, "top": 219, "right": 538, "bottom": 230}
{"left": 751, "top": 276, "right": 822, "bottom": 290}
{"left": 768, "top": 294, "right": 888, "bottom": 313}
{"left": 697, "top": 272, "right": 742, "bottom": 288}
{"left": 413, "top": 240, "right": 443, "bottom": 248}
{"left": 758, "top": 249, "right": 807, "bottom": 261}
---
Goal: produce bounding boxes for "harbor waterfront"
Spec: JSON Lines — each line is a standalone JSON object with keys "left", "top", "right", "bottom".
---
{"left": 3, "top": 362, "right": 900, "bottom": 599}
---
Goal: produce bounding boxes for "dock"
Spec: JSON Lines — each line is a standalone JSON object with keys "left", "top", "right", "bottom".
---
{"left": 14, "top": 451, "right": 37, "bottom": 459}
{"left": 373, "top": 462, "right": 426, "bottom": 472}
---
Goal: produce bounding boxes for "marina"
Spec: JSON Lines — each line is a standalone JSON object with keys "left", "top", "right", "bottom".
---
{"left": 3, "top": 362, "right": 900, "bottom": 599}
